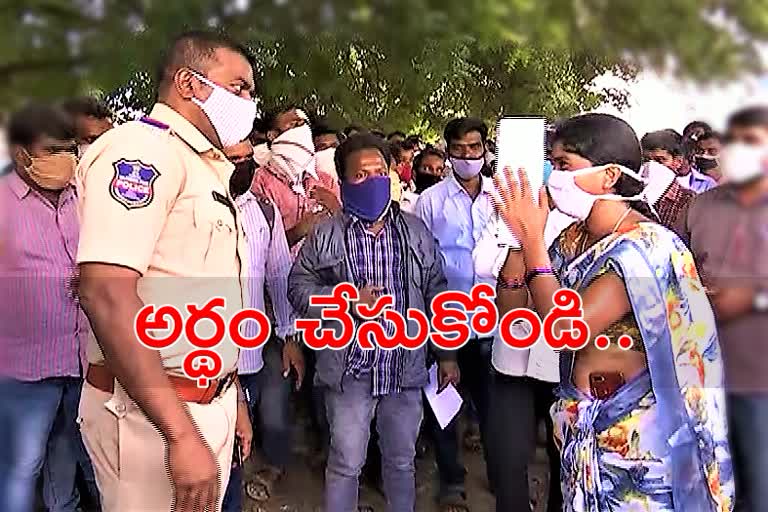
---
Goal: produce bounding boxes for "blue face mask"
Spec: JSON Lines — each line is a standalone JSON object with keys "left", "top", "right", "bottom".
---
{"left": 543, "top": 160, "right": 554, "bottom": 184}
{"left": 341, "top": 175, "right": 392, "bottom": 222}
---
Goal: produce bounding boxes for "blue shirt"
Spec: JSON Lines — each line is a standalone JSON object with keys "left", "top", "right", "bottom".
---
{"left": 415, "top": 175, "right": 495, "bottom": 337}
{"left": 344, "top": 211, "right": 406, "bottom": 396}
{"left": 677, "top": 168, "right": 717, "bottom": 194}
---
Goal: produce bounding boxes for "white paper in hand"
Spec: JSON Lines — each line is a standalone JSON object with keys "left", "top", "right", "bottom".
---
{"left": 494, "top": 117, "right": 547, "bottom": 246}
{"left": 423, "top": 364, "right": 463, "bottom": 430}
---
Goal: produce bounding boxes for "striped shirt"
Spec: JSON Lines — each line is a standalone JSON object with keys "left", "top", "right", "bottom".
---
{"left": 345, "top": 211, "right": 406, "bottom": 396}
{"left": 235, "top": 191, "right": 297, "bottom": 375}
{"left": 0, "top": 171, "right": 87, "bottom": 381}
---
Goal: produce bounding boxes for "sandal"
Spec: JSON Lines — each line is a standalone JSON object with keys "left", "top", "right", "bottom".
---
{"left": 244, "top": 479, "right": 270, "bottom": 502}
{"left": 245, "top": 466, "right": 284, "bottom": 502}
{"left": 462, "top": 430, "right": 482, "bottom": 453}
{"left": 358, "top": 506, "right": 375, "bottom": 512}
{"left": 438, "top": 492, "right": 470, "bottom": 512}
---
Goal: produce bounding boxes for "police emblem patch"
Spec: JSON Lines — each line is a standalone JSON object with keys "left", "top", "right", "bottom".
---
{"left": 109, "top": 159, "right": 160, "bottom": 209}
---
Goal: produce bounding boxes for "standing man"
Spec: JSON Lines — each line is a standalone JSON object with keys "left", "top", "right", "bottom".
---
{"left": 0, "top": 104, "right": 98, "bottom": 512}
{"left": 415, "top": 117, "right": 494, "bottom": 512}
{"left": 642, "top": 129, "right": 717, "bottom": 193}
{"left": 680, "top": 106, "right": 768, "bottom": 512}
{"left": 61, "top": 97, "right": 114, "bottom": 157}
{"left": 220, "top": 140, "right": 305, "bottom": 510}
{"left": 76, "top": 31, "right": 256, "bottom": 512}
{"left": 691, "top": 130, "right": 724, "bottom": 183}
{"left": 289, "top": 134, "right": 459, "bottom": 512}
{"left": 251, "top": 106, "right": 341, "bottom": 255}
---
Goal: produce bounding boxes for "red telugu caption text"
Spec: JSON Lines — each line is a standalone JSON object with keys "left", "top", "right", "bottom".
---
{"left": 134, "top": 286, "right": 633, "bottom": 386}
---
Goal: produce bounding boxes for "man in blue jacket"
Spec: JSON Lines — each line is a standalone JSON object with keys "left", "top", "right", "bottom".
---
{"left": 289, "top": 133, "right": 460, "bottom": 512}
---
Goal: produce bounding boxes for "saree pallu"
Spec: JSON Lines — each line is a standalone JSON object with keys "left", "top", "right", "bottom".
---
{"left": 549, "top": 223, "right": 734, "bottom": 512}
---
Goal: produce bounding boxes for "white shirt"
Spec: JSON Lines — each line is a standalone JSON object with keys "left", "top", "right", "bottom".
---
{"left": 399, "top": 190, "right": 419, "bottom": 214}
{"left": 235, "top": 191, "right": 297, "bottom": 375}
{"left": 473, "top": 210, "right": 575, "bottom": 381}
{"left": 415, "top": 175, "right": 496, "bottom": 337}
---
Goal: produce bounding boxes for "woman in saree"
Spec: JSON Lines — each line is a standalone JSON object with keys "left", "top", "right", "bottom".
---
{"left": 493, "top": 113, "right": 734, "bottom": 511}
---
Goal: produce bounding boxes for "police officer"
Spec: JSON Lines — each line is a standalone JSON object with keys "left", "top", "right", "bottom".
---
{"left": 76, "top": 31, "right": 257, "bottom": 512}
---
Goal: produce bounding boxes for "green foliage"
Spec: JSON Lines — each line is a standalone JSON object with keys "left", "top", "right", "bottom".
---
{"left": 2, "top": 0, "right": 767, "bottom": 132}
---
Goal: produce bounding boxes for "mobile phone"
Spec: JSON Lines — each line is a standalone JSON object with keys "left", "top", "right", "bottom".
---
{"left": 495, "top": 117, "right": 547, "bottom": 246}
{"left": 589, "top": 372, "right": 626, "bottom": 400}
{"left": 234, "top": 437, "right": 244, "bottom": 467}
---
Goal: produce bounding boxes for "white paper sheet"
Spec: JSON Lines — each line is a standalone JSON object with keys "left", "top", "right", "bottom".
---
{"left": 526, "top": 340, "right": 560, "bottom": 383}
{"left": 423, "top": 364, "right": 463, "bottom": 430}
{"left": 495, "top": 117, "right": 547, "bottom": 246}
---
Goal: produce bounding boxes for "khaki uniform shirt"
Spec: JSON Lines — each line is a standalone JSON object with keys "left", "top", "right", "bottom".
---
{"left": 76, "top": 103, "right": 247, "bottom": 377}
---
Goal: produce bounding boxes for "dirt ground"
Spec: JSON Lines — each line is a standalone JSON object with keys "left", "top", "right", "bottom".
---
{"left": 239, "top": 422, "right": 552, "bottom": 512}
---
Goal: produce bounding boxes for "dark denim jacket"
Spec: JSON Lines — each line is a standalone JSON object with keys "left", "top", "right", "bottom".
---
{"left": 288, "top": 202, "right": 454, "bottom": 391}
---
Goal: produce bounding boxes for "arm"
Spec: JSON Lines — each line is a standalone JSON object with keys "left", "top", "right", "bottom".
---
{"left": 265, "top": 211, "right": 298, "bottom": 338}
{"left": 495, "top": 249, "right": 530, "bottom": 315}
{"left": 79, "top": 264, "right": 198, "bottom": 441}
{"left": 522, "top": 234, "right": 631, "bottom": 340}
{"left": 421, "top": 227, "right": 456, "bottom": 363}
{"left": 288, "top": 228, "right": 336, "bottom": 319}
{"left": 286, "top": 212, "right": 323, "bottom": 248}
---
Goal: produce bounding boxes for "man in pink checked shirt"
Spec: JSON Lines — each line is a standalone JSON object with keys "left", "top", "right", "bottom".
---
{"left": 0, "top": 103, "right": 98, "bottom": 512}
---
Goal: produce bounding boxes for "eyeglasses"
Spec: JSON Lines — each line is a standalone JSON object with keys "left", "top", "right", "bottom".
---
{"left": 42, "top": 143, "right": 78, "bottom": 155}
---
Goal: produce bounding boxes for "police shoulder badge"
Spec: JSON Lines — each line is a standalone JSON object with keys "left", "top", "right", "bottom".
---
{"left": 110, "top": 159, "right": 160, "bottom": 209}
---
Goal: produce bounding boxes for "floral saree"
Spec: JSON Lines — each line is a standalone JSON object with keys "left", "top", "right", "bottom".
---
{"left": 549, "top": 222, "right": 734, "bottom": 512}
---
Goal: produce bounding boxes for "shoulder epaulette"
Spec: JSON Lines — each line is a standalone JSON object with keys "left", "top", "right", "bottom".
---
{"left": 139, "top": 116, "right": 170, "bottom": 130}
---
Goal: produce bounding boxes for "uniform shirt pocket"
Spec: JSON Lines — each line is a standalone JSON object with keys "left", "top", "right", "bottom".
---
{"left": 193, "top": 198, "right": 238, "bottom": 274}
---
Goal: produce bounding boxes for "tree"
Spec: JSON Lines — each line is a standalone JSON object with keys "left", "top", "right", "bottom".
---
{"left": 2, "top": 0, "right": 767, "bottom": 131}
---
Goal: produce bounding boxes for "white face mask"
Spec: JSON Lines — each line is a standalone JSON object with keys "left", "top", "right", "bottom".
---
{"left": 720, "top": 142, "right": 768, "bottom": 184}
{"left": 252, "top": 142, "right": 271, "bottom": 167}
{"left": 547, "top": 164, "right": 647, "bottom": 221}
{"left": 270, "top": 124, "right": 317, "bottom": 183}
{"left": 315, "top": 147, "right": 338, "bottom": 181}
{"left": 191, "top": 72, "right": 258, "bottom": 148}
{"left": 640, "top": 161, "right": 676, "bottom": 205}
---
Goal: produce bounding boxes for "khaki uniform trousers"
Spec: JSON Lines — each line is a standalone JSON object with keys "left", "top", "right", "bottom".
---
{"left": 78, "top": 381, "right": 237, "bottom": 511}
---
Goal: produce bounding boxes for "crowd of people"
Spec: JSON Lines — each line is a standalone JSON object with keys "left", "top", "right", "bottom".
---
{"left": 0, "top": 29, "right": 766, "bottom": 512}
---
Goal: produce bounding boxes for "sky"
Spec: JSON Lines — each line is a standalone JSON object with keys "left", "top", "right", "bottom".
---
{"left": 591, "top": 69, "right": 768, "bottom": 136}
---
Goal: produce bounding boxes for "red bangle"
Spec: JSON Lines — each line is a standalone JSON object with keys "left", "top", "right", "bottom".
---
{"left": 525, "top": 267, "right": 555, "bottom": 287}
{"left": 498, "top": 276, "right": 526, "bottom": 290}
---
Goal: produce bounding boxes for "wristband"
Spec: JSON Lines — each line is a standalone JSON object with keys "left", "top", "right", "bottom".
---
{"left": 498, "top": 276, "right": 526, "bottom": 290}
{"left": 525, "top": 267, "right": 555, "bottom": 287}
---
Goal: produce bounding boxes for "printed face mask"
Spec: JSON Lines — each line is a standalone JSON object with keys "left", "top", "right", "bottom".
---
{"left": 191, "top": 72, "right": 258, "bottom": 148}
{"left": 547, "top": 164, "right": 647, "bottom": 221}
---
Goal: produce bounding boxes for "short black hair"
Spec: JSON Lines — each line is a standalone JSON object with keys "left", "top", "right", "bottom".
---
{"left": 61, "top": 96, "right": 113, "bottom": 120}
{"left": 413, "top": 146, "right": 446, "bottom": 171}
{"left": 641, "top": 129, "right": 684, "bottom": 157}
{"left": 156, "top": 30, "right": 253, "bottom": 97}
{"left": 697, "top": 130, "right": 723, "bottom": 143}
{"left": 728, "top": 106, "right": 768, "bottom": 131}
{"left": 444, "top": 117, "right": 488, "bottom": 145}
{"left": 335, "top": 133, "right": 392, "bottom": 181}
{"left": 387, "top": 131, "right": 406, "bottom": 140}
{"left": 8, "top": 103, "right": 76, "bottom": 147}
{"left": 343, "top": 125, "right": 362, "bottom": 137}
{"left": 312, "top": 123, "right": 339, "bottom": 139}
{"left": 261, "top": 104, "right": 300, "bottom": 132}
{"left": 371, "top": 130, "right": 386, "bottom": 139}
{"left": 683, "top": 120, "right": 712, "bottom": 138}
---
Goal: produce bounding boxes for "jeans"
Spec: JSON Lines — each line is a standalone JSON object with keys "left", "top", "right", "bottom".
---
{"left": 222, "top": 342, "right": 293, "bottom": 512}
{"left": 324, "top": 375, "right": 423, "bottom": 512}
{"left": 486, "top": 373, "right": 562, "bottom": 512}
{"left": 0, "top": 377, "right": 98, "bottom": 512}
{"left": 430, "top": 337, "right": 493, "bottom": 498}
{"left": 728, "top": 393, "right": 768, "bottom": 512}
